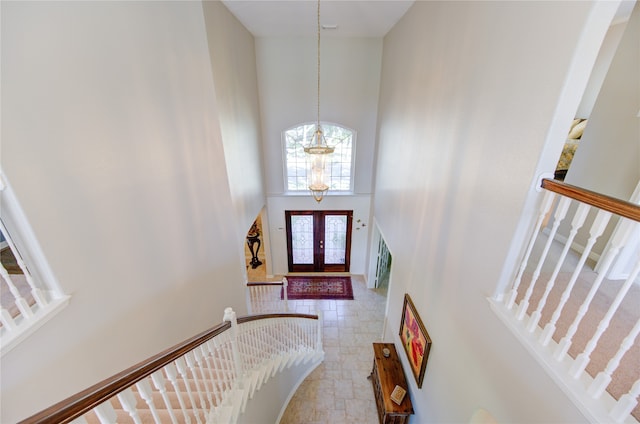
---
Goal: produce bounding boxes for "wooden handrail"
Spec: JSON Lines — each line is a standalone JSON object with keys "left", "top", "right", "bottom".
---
{"left": 541, "top": 178, "right": 640, "bottom": 223}
{"left": 246, "top": 281, "right": 283, "bottom": 286}
{"left": 18, "top": 311, "right": 319, "bottom": 424}
{"left": 19, "top": 321, "right": 232, "bottom": 424}
{"left": 237, "top": 313, "right": 318, "bottom": 324}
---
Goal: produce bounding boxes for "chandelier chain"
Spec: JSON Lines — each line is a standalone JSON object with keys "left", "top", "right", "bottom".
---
{"left": 317, "top": 0, "right": 321, "bottom": 128}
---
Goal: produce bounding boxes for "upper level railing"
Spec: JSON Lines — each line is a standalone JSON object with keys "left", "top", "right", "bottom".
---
{"left": 0, "top": 219, "right": 69, "bottom": 355}
{"left": 491, "top": 178, "right": 640, "bottom": 423}
{"left": 0, "top": 173, "right": 70, "bottom": 356}
{"left": 18, "top": 308, "right": 324, "bottom": 424}
{"left": 541, "top": 178, "right": 640, "bottom": 222}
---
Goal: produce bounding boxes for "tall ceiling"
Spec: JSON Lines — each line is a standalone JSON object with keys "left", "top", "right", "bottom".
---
{"left": 221, "top": 0, "right": 415, "bottom": 37}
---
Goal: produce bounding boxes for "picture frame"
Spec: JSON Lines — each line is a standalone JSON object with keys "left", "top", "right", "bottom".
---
{"left": 399, "top": 293, "right": 431, "bottom": 388}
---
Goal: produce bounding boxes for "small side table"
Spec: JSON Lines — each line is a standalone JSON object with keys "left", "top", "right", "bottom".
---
{"left": 368, "top": 343, "right": 414, "bottom": 424}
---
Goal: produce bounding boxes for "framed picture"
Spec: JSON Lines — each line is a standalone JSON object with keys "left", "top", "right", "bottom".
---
{"left": 399, "top": 293, "right": 432, "bottom": 388}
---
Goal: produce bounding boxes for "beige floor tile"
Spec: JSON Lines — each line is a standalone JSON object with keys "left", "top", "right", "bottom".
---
{"left": 261, "top": 275, "right": 388, "bottom": 424}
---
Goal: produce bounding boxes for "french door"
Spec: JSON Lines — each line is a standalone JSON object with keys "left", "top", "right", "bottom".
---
{"left": 285, "top": 210, "right": 353, "bottom": 273}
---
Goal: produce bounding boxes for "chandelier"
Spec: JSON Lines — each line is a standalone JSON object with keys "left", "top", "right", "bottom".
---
{"left": 304, "top": 0, "right": 334, "bottom": 203}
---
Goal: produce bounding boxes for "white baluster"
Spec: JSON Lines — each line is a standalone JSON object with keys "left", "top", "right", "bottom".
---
{"left": 263, "top": 320, "right": 270, "bottom": 345}
{"left": 250, "top": 286, "right": 257, "bottom": 312}
{"left": 278, "top": 320, "right": 290, "bottom": 350}
{"left": 0, "top": 263, "right": 33, "bottom": 318}
{"left": 610, "top": 379, "right": 640, "bottom": 422}
{"left": 223, "top": 307, "right": 244, "bottom": 379}
{"left": 93, "top": 402, "right": 117, "bottom": 424}
{"left": 589, "top": 313, "right": 640, "bottom": 398}
{"left": 249, "top": 320, "right": 265, "bottom": 368}
{"left": 151, "top": 369, "right": 179, "bottom": 424}
{"left": 246, "top": 285, "right": 253, "bottom": 315}
{"left": 259, "top": 285, "right": 266, "bottom": 306}
{"left": 222, "top": 334, "right": 237, "bottom": 386}
{"left": 186, "top": 350, "right": 213, "bottom": 410}
{"left": 136, "top": 378, "right": 163, "bottom": 423}
{"left": 570, "top": 255, "right": 640, "bottom": 378}
{"left": 297, "top": 319, "right": 305, "bottom": 348}
{"left": 556, "top": 210, "right": 624, "bottom": 361}
{"left": 316, "top": 311, "right": 323, "bottom": 352}
{"left": 164, "top": 363, "right": 193, "bottom": 424}
{"left": 529, "top": 202, "right": 589, "bottom": 332}
{"left": 540, "top": 209, "right": 610, "bottom": 349}
{"left": 195, "top": 347, "right": 216, "bottom": 405}
{"left": 302, "top": 319, "right": 309, "bottom": 349}
{"left": 199, "top": 344, "right": 222, "bottom": 406}
{"left": 283, "top": 277, "right": 289, "bottom": 311}
{"left": 216, "top": 335, "right": 236, "bottom": 386}
{"left": 517, "top": 196, "right": 572, "bottom": 321}
{"left": 175, "top": 357, "right": 203, "bottom": 424}
{"left": 506, "top": 191, "right": 556, "bottom": 309}
{"left": 0, "top": 307, "right": 17, "bottom": 330}
{"left": 206, "top": 339, "right": 229, "bottom": 397}
{"left": 209, "top": 338, "right": 229, "bottom": 393}
{"left": 0, "top": 220, "right": 47, "bottom": 308}
{"left": 253, "top": 323, "right": 265, "bottom": 361}
{"left": 245, "top": 321, "right": 265, "bottom": 369}
{"left": 117, "top": 388, "right": 143, "bottom": 424}
{"left": 236, "top": 326, "right": 249, "bottom": 370}
{"left": 288, "top": 320, "right": 296, "bottom": 352}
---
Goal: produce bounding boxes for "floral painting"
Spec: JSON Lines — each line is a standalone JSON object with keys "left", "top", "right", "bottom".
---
{"left": 399, "top": 293, "right": 431, "bottom": 388}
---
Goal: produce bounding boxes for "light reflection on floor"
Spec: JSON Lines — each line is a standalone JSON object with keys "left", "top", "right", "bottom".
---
{"left": 259, "top": 275, "right": 389, "bottom": 424}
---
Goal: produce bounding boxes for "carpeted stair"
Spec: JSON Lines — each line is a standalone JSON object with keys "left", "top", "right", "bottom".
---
{"left": 78, "top": 321, "right": 323, "bottom": 424}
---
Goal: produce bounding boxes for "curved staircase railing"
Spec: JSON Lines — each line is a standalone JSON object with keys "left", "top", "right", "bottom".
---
{"left": 18, "top": 308, "right": 324, "bottom": 424}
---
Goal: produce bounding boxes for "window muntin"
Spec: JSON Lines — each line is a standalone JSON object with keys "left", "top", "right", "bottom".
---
{"left": 283, "top": 123, "right": 354, "bottom": 193}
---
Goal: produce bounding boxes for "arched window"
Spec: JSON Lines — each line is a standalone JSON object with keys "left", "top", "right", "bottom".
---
{"left": 283, "top": 122, "right": 355, "bottom": 193}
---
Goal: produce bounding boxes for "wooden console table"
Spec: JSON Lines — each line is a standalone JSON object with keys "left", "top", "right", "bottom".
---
{"left": 369, "top": 343, "right": 414, "bottom": 424}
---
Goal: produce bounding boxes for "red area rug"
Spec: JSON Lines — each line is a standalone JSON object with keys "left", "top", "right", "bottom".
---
{"left": 282, "top": 276, "right": 354, "bottom": 300}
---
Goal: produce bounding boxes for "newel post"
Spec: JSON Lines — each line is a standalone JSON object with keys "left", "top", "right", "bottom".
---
{"left": 316, "top": 310, "right": 323, "bottom": 351}
{"left": 282, "top": 277, "right": 289, "bottom": 311}
{"left": 223, "top": 307, "right": 244, "bottom": 379}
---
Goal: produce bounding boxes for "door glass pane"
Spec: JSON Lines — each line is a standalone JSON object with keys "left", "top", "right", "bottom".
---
{"left": 291, "top": 215, "right": 314, "bottom": 264}
{"left": 324, "top": 215, "right": 347, "bottom": 264}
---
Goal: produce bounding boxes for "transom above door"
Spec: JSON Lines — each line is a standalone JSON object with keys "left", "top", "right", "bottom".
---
{"left": 285, "top": 210, "right": 353, "bottom": 273}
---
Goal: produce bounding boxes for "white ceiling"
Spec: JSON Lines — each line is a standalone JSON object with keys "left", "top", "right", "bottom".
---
{"left": 221, "top": 0, "right": 415, "bottom": 37}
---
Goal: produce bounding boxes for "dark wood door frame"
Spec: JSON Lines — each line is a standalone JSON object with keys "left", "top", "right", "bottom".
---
{"left": 285, "top": 210, "right": 353, "bottom": 273}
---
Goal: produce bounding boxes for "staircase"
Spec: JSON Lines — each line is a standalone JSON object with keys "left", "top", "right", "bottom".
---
{"left": 20, "top": 309, "right": 324, "bottom": 424}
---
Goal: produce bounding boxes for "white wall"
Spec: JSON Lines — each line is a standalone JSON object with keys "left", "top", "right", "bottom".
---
{"left": 567, "top": 3, "right": 640, "bottom": 199}
{"left": 558, "top": 4, "right": 640, "bottom": 259}
{"left": 575, "top": 20, "right": 627, "bottom": 119}
{"left": 203, "top": 1, "right": 266, "bottom": 236}
{"left": 256, "top": 37, "right": 382, "bottom": 195}
{"left": 1, "top": 2, "right": 258, "bottom": 421}
{"left": 374, "top": 1, "right": 606, "bottom": 422}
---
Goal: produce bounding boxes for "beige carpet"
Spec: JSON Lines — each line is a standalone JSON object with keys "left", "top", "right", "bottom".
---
{"left": 517, "top": 235, "right": 640, "bottom": 421}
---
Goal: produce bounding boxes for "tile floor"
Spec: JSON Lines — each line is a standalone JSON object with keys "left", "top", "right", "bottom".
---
{"left": 255, "top": 274, "right": 388, "bottom": 424}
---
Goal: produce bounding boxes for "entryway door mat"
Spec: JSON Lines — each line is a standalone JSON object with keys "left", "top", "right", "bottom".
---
{"left": 282, "top": 276, "right": 354, "bottom": 300}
